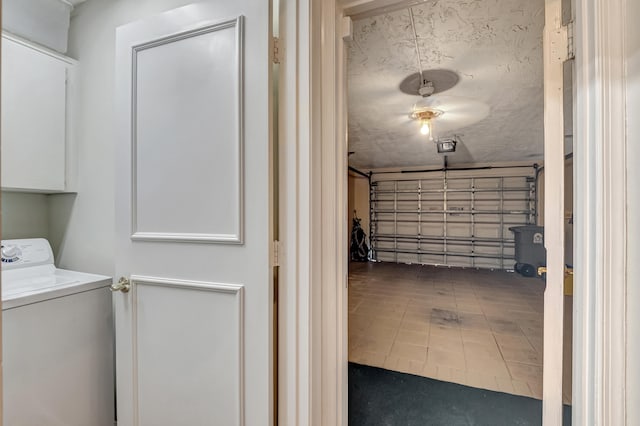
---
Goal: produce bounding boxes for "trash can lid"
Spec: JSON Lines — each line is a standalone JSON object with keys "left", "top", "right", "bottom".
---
{"left": 509, "top": 225, "right": 544, "bottom": 232}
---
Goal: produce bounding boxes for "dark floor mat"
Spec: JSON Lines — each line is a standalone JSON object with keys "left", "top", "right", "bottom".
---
{"left": 348, "top": 362, "right": 571, "bottom": 426}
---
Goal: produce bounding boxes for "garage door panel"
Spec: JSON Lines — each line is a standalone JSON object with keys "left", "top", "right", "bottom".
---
{"left": 447, "top": 223, "right": 472, "bottom": 237}
{"left": 397, "top": 222, "right": 419, "bottom": 235}
{"left": 421, "top": 223, "right": 444, "bottom": 237}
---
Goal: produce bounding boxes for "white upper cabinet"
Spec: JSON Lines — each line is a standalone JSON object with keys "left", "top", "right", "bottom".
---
{"left": 1, "top": 34, "right": 75, "bottom": 192}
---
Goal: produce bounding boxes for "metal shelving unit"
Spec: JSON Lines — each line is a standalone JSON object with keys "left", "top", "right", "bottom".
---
{"left": 370, "top": 172, "right": 537, "bottom": 269}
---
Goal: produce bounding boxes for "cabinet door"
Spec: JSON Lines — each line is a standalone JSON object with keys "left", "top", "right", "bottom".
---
{"left": 1, "top": 37, "right": 67, "bottom": 191}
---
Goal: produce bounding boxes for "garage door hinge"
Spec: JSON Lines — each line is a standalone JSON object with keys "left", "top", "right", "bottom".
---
{"left": 272, "top": 37, "right": 281, "bottom": 64}
{"left": 272, "top": 240, "right": 280, "bottom": 267}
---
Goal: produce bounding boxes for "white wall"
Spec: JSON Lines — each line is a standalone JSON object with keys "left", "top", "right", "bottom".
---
{"left": 50, "top": 0, "right": 199, "bottom": 276}
{"left": 2, "top": 0, "right": 72, "bottom": 53}
{"left": 1, "top": 192, "right": 49, "bottom": 240}
{"left": 626, "top": 0, "right": 640, "bottom": 420}
{"left": 1, "top": 192, "right": 79, "bottom": 264}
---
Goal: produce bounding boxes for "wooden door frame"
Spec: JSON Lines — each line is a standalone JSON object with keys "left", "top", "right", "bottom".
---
{"left": 277, "top": 0, "right": 632, "bottom": 425}
{"left": 542, "top": 0, "right": 567, "bottom": 423}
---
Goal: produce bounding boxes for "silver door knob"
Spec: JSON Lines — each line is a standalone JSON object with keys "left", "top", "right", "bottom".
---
{"left": 111, "top": 277, "right": 131, "bottom": 293}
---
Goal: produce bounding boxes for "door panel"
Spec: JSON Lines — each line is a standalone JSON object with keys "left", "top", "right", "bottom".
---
{"left": 115, "top": 3, "right": 272, "bottom": 426}
{"left": 132, "top": 20, "right": 243, "bottom": 242}
{"left": 133, "top": 277, "right": 243, "bottom": 425}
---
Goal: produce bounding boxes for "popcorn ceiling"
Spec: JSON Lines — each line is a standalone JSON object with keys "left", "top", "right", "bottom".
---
{"left": 347, "top": 0, "right": 545, "bottom": 169}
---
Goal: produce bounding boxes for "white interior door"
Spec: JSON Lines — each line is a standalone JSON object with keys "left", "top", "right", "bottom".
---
{"left": 114, "top": 3, "right": 273, "bottom": 425}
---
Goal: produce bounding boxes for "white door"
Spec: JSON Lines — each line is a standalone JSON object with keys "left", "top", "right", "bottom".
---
{"left": 114, "top": 3, "right": 273, "bottom": 426}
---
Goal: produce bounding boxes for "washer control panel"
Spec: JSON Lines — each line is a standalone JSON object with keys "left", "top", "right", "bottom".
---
{"left": 1, "top": 245, "right": 23, "bottom": 263}
{"left": 0, "top": 239, "right": 54, "bottom": 269}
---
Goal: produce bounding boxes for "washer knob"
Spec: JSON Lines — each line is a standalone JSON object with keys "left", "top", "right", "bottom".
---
{"left": 1, "top": 245, "right": 21, "bottom": 262}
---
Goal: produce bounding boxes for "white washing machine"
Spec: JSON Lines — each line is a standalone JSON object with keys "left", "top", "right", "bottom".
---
{"left": 1, "top": 238, "right": 114, "bottom": 426}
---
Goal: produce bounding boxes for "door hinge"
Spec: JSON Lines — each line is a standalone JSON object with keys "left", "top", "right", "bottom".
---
{"left": 342, "top": 16, "right": 353, "bottom": 42}
{"left": 566, "top": 21, "right": 575, "bottom": 60}
{"left": 272, "top": 37, "right": 281, "bottom": 64}
{"left": 272, "top": 240, "right": 280, "bottom": 267}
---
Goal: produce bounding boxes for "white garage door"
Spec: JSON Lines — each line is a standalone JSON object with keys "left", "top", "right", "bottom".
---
{"left": 370, "top": 167, "right": 537, "bottom": 270}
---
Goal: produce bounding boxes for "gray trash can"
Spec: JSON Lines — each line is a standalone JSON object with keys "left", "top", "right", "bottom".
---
{"left": 509, "top": 225, "right": 546, "bottom": 277}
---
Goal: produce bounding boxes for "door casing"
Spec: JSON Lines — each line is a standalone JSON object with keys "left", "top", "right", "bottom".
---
{"left": 277, "top": 0, "right": 632, "bottom": 425}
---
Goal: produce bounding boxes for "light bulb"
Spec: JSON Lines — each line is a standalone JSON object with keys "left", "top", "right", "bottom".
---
{"left": 420, "top": 120, "right": 430, "bottom": 135}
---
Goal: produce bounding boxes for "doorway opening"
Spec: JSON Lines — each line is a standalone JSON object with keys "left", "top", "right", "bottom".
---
{"left": 344, "top": 1, "right": 574, "bottom": 423}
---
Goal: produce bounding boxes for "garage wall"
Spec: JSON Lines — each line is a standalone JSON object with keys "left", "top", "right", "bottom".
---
{"left": 348, "top": 173, "right": 370, "bottom": 246}
{"left": 370, "top": 166, "right": 537, "bottom": 269}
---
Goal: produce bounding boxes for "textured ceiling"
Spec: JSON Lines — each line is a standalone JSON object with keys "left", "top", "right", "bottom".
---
{"left": 347, "top": 0, "right": 545, "bottom": 169}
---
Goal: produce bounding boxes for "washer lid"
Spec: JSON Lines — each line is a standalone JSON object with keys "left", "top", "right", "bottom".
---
{"left": 2, "top": 265, "right": 111, "bottom": 310}
{"left": 2, "top": 265, "right": 77, "bottom": 299}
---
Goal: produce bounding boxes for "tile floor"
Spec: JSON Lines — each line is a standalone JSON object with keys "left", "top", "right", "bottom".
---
{"left": 348, "top": 262, "right": 573, "bottom": 404}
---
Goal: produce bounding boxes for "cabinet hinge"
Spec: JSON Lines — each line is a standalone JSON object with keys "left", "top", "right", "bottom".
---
{"left": 272, "top": 37, "right": 281, "bottom": 64}
{"left": 566, "top": 21, "right": 575, "bottom": 60}
{"left": 272, "top": 240, "right": 280, "bottom": 267}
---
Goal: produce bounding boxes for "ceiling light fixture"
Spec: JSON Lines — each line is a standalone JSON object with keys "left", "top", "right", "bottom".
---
{"left": 410, "top": 108, "right": 443, "bottom": 140}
